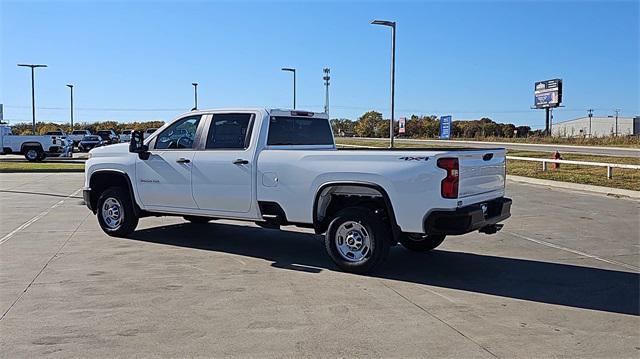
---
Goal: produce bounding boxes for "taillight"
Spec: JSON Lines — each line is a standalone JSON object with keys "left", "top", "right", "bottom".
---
{"left": 437, "top": 157, "right": 459, "bottom": 199}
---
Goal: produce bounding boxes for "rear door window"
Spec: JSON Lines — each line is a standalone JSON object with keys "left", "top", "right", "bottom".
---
{"left": 205, "top": 113, "right": 253, "bottom": 149}
{"left": 267, "top": 117, "right": 333, "bottom": 145}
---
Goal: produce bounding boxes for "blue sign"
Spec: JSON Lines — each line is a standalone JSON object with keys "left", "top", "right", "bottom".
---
{"left": 440, "top": 115, "right": 452, "bottom": 139}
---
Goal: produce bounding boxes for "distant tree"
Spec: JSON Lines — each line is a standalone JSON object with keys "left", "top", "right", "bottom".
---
{"left": 354, "top": 111, "right": 383, "bottom": 137}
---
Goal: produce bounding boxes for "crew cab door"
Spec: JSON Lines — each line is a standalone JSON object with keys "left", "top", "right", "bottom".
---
{"left": 135, "top": 115, "right": 203, "bottom": 209}
{"left": 191, "top": 113, "right": 255, "bottom": 213}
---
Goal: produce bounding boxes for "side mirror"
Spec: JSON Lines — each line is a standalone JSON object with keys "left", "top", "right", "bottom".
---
{"left": 129, "top": 130, "right": 150, "bottom": 160}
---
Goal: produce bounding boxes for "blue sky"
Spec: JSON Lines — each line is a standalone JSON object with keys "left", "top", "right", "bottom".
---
{"left": 1, "top": 0, "right": 638, "bottom": 129}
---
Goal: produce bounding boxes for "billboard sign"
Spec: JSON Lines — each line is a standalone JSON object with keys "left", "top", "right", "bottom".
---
{"left": 440, "top": 115, "right": 452, "bottom": 139}
{"left": 398, "top": 117, "right": 406, "bottom": 134}
{"left": 534, "top": 79, "right": 562, "bottom": 108}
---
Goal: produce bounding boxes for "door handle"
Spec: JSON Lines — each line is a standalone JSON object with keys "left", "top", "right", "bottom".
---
{"left": 233, "top": 159, "right": 249, "bottom": 165}
{"left": 176, "top": 157, "right": 191, "bottom": 164}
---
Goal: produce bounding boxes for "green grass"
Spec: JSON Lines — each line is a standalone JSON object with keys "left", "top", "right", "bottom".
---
{"left": 0, "top": 162, "right": 85, "bottom": 173}
{"left": 444, "top": 136, "right": 640, "bottom": 148}
{"left": 336, "top": 138, "right": 640, "bottom": 191}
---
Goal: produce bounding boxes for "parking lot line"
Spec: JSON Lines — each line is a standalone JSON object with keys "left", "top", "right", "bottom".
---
{"left": 0, "top": 187, "right": 82, "bottom": 246}
{"left": 505, "top": 230, "right": 639, "bottom": 272}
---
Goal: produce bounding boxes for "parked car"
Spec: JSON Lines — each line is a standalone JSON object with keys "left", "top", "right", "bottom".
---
{"left": 119, "top": 129, "right": 134, "bottom": 142}
{"left": 143, "top": 128, "right": 157, "bottom": 139}
{"left": 95, "top": 130, "right": 119, "bottom": 144}
{"left": 83, "top": 108, "right": 511, "bottom": 273}
{"left": 0, "top": 125, "right": 66, "bottom": 161}
{"left": 78, "top": 135, "right": 107, "bottom": 152}
{"left": 69, "top": 130, "right": 92, "bottom": 146}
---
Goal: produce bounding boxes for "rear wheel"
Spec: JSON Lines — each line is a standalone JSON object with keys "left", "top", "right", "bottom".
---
{"left": 325, "top": 207, "right": 390, "bottom": 274}
{"left": 183, "top": 215, "right": 210, "bottom": 224}
{"left": 24, "top": 147, "right": 43, "bottom": 162}
{"left": 97, "top": 187, "right": 139, "bottom": 237}
{"left": 398, "top": 234, "right": 446, "bottom": 252}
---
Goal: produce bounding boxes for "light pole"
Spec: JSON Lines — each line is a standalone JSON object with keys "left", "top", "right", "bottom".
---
{"left": 614, "top": 109, "right": 620, "bottom": 136}
{"left": 66, "top": 84, "right": 74, "bottom": 130}
{"left": 191, "top": 83, "right": 198, "bottom": 111}
{"left": 371, "top": 19, "right": 396, "bottom": 148}
{"left": 17, "top": 64, "right": 47, "bottom": 134}
{"left": 587, "top": 109, "right": 593, "bottom": 137}
{"left": 281, "top": 68, "right": 296, "bottom": 109}
{"left": 323, "top": 68, "right": 330, "bottom": 115}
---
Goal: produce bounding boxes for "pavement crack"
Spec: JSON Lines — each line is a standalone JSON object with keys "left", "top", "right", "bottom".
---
{"left": 380, "top": 280, "right": 499, "bottom": 359}
{"left": 0, "top": 212, "right": 90, "bottom": 321}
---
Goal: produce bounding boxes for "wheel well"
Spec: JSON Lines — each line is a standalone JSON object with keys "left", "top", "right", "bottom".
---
{"left": 21, "top": 142, "right": 43, "bottom": 153}
{"left": 313, "top": 183, "right": 400, "bottom": 239}
{"left": 89, "top": 171, "right": 138, "bottom": 215}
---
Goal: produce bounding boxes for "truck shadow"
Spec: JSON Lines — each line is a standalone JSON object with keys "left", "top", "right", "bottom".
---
{"left": 129, "top": 222, "right": 639, "bottom": 316}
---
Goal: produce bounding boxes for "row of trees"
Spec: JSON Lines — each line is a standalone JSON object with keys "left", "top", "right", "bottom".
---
{"left": 331, "top": 111, "right": 533, "bottom": 138}
{"left": 8, "top": 121, "right": 166, "bottom": 136}
{"left": 6, "top": 111, "right": 532, "bottom": 139}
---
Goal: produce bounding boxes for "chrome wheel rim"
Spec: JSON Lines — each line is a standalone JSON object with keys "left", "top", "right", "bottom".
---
{"left": 26, "top": 149, "right": 38, "bottom": 160}
{"left": 101, "top": 197, "right": 123, "bottom": 230}
{"left": 335, "top": 221, "right": 371, "bottom": 262}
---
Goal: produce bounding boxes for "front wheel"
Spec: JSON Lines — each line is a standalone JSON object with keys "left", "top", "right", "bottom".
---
{"left": 97, "top": 187, "right": 139, "bottom": 237}
{"left": 398, "top": 234, "right": 446, "bottom": 252}
{"left": 325, "top": 207, "right": 391, "bottom": 274}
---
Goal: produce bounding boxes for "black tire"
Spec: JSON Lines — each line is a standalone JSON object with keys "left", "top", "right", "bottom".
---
{"left": 96, "top": 187, "right": 139, "bottom": 237}
{"left": 398, "top": 233, "right": 446, "bottom": 252}
{"left": 183, "top": 215, "right": 210, "bottom": 224}
{"left": 325, "top": 207, "right": 391, "bottom": 274}
{"left": 24, "top": 147, "right": 43, "bottom": 162}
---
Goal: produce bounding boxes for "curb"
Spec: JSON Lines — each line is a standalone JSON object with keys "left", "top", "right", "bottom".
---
{"left": 507, "top": 175, "right": 640, "bottom": 199}
{"left": 0, "top": 169, "right": 85, "bottom": 173}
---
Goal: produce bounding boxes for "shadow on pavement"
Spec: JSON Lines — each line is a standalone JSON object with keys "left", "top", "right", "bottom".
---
{"left": 0, "top": 189, "right": 82, "bottom": 199}
{"left": 129, "top": 222, "right": 639, "bottom": 316}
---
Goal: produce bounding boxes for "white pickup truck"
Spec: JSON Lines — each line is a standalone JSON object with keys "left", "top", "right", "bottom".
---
{"left": 0, "top": 125, "right": 67, "bottom": 161}
{"left": 83, "top": 108, "right": 511, "bottom": 273}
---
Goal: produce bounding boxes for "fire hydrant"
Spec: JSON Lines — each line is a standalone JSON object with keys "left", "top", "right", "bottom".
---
{"left": 553, "top": 150, "right": 562, "bottom": 169}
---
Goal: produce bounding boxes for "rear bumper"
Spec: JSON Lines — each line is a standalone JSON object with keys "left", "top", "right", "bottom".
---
{"left": 424, "top": 197, "right": 512, "bottom": 235}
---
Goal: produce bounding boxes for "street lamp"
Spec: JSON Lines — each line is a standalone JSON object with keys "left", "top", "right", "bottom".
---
{"left": 17, "top": 64, "right": 47, "bottom": 134}
{"left": 66, "top": 84, "right": 74, "bottom": 131}
{"left": 281, "top": 68, "right": 296, "bottom": 109}
{"left": 191, "top": 82, "right": 198, "bottom": 111}
{"left": 371, "top": 19, "right": 396, "bottom": 148}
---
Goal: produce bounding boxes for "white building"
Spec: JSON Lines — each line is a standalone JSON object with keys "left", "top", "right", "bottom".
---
{"left": 552, "top": 116, "right": 639, "bottom": 137}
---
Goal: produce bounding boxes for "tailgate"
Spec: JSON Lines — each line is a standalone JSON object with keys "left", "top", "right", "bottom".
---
{"left": 457, "top": 149, "right": 506, "bottom": 198}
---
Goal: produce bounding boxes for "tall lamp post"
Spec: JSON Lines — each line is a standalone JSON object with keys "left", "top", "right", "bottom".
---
{"left": 323, "top": 68, "right": 330, "bottom": 115}
{"left": 281, "top": 68, "right": 296, "bottom": 109}
{"left": 66, "top": 84, "right": 74, "bottom": 130}
{"left": 17, "top": 64, "right": 48, "bottom": 134}
{"left": 191, "top": 83, "right": 198, "bottom": 111}
{"left": 371, "top": 19, "right": 396, "bottom": 148}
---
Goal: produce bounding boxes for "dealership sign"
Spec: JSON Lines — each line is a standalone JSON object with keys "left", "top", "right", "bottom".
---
{"left": 534, "top": 79, "right": 563, "bottom": 108}
{"left": 398, "top": 117, "right": 406, "bottom": 134}
{"left": 440, "top": 115, "right": 452, "bottom": 139}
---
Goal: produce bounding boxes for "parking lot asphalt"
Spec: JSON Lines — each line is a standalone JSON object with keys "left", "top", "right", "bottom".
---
{"left": 0, "top": 173, "right": 638, "bottom": 358}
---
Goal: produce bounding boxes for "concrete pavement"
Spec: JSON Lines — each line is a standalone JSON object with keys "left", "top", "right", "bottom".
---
{"left": 0, "top": 173, "right": 638, "bottom": 357}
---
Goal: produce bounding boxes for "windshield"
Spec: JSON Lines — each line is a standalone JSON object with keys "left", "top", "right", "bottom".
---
{"left": 267, "top": 116, "right": 333, "bottom": 146}
{"left": 83, "top": 136, "right": 100, "bottom": 141}
{"left": 72, "top": 130, "right": 87, "bottom": 135}
{"left": 122, "top": 130, "right": 132, "bottom": 135}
